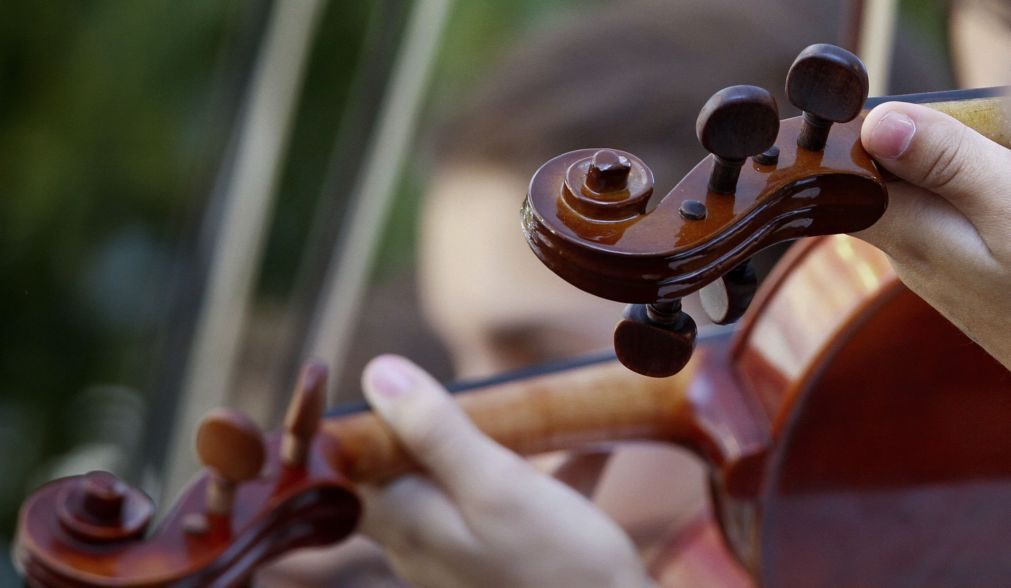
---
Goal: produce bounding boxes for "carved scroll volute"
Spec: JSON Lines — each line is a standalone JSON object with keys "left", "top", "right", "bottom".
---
{"left": 522, "top": 118, "right": 886, "bottom": 304}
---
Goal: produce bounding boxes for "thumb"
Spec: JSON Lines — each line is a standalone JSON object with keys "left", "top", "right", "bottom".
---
{"left": 361, "top": 355, "right": 521, "bottom": 500}
{"left": 861, "top": 101, "right": 1011, "bottom": 242}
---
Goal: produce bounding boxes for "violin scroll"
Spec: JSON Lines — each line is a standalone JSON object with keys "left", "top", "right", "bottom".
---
{"left": 16, "top": 360, "right": 362, "bottom": 588}
{"left": 522, "top": 43, "right": 887, "bottom": 377}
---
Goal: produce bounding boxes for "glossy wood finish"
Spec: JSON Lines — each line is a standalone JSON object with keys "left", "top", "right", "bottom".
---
{"left": 727, "top": 236, "right": 1011, "bottom": 586}
{"left": 19, "top": 433, "right": 361, "bottom": 587}
{"left": 762, "top": 287, "right": 1011, "bottom": 587}
{"left": 522, "top": 114, "right": 886, "bottom": 304}
{"left": 523, "top": 88, "right": 1008, "bottom": 308}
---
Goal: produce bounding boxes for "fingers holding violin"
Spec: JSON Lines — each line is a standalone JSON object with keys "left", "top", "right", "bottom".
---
{"left": 358, "top": 475, "right": 473, "bottom": 559}
{"left": 361, "top": 355, "right": 523, "bottom": 503}
{"left": 861, "top": 101, "right": 1011, "bottom": 259}
{"left": 854, "top": 181, "right": 999, "bottom": 276}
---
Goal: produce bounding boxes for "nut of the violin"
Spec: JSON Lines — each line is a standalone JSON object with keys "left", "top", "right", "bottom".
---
{"left": 196, "top": 409, "right": 265, "bottom": 515}
{"left": 786, "top": 43, "right": 869, "bottom": 150}
{"left": 613, "top": 303, "right": 697, "bottom": 378}
{"left": 696, "top": 85, "right": 779, "bottom": 193}
{"left": 281, "top": 359, "right": 328, "bottom": 467}
{"left": 699, "top": 260, "right": 758, "bottom": 325}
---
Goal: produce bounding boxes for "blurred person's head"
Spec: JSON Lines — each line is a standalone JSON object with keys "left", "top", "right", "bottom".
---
{"left": 417, "top": 0, "right": 951, "bottom": 377}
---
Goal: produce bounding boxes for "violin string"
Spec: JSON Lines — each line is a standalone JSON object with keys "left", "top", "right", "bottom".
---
{"left": 864, "top": 85, "right": 1008, "bottom": 108}
{"left": 324, "top": 326, "right": 736, "bottom": 418}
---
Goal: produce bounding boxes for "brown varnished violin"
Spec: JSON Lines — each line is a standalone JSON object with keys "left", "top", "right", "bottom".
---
{"left": 16, "top": 44, "right": 1011, "bottom": 587}
{"left": 524, "top": 43, "right": 1009, "bottom": 378}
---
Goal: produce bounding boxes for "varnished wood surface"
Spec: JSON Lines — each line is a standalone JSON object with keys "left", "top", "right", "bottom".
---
{"left": 759, "top": 282, "right": 1011, "bottom": 587}
{"left": 324, "top": 349, "right": 702, "bottom": 484}
{"left": 523, "top": 115, "right": 885, "bottom": 303}
{"left": 721, "top": 235, "right": 1011, "bottom": 586}
{"left": 522, "top": 88, "right": 1008, "bottom": 306}
{"left": 734, "top": 235, "right": 894, "bottom": 419}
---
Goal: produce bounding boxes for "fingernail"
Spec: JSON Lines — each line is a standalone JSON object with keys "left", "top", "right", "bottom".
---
{"left": 868, "top": 111, "right": 915, "bottom": 159}
{"left": 367, "top": 356, "right": 415, "bottom": 399}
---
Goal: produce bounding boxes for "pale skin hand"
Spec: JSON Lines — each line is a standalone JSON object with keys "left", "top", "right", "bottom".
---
{"left": 855, "top": 101, "right": 1011, "bottom": 371}
{"left": 358, "top": 355, "right": 656, "bottom": 588}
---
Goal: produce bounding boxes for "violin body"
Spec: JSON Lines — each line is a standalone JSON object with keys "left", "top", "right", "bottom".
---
{"left": 721, "top": 235, "right": 1011, "bottom": 586}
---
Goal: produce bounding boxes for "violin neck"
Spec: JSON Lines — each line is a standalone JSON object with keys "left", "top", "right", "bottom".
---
{"left": 320, "top": 357, "right": 701, "bottom": 484}
{"left": 865, "top": 86, "right": 1009, "bottom": 148}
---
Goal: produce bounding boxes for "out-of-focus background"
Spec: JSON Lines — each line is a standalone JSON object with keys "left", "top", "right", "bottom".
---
{"left": 0, "top": 0, "right": 966, "bottom": 582}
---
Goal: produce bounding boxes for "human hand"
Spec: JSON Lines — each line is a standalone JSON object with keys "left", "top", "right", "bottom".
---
{"left": 357, "top": 355, "right": 655, "bottom": 588}
{"left": 856, "top": 101, "right": 1011, "bottom": 370}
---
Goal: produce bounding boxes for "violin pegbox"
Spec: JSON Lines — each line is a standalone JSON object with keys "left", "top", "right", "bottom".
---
{"left": 522, "top": 43, "right": 886, "bottom": 377}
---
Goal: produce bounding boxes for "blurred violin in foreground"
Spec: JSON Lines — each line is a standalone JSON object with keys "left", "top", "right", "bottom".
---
{"left": 16, "top": 44, "right": 1011, "bottom": 587}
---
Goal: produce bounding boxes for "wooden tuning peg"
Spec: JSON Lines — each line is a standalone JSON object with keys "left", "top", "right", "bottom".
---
{"left": 696, "top": 85, "right": 779, "bottom": 194}
{"left": 786, "top": 43, "right": 869, "bottom": 151}
{"left": 195, "top": 409, "right": 266, "bottom": 516}
{"left": 699, "top": 260, "right": 758, "bottom": 325}
{"left": 281, "top": 359, "right": 328, "bottom": 468}
{"left": 613, "top": 301, "right": 697, "bottom": 378}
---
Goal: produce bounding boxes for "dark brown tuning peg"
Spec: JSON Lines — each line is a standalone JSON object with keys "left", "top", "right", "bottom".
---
{"left": 613, "top": 301, "right": 697, "bottom": 378}
{"left": 699, "top": 260, "right": 758, "bottom": 325}
{"left": 195, "top": 409, "right": 266, "bottom": 516}
{"left": 696, "top": 85, "right": 780, "bottom": 194}
{"left": 786, "top": 43, "right": 869, "bottom": 151}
